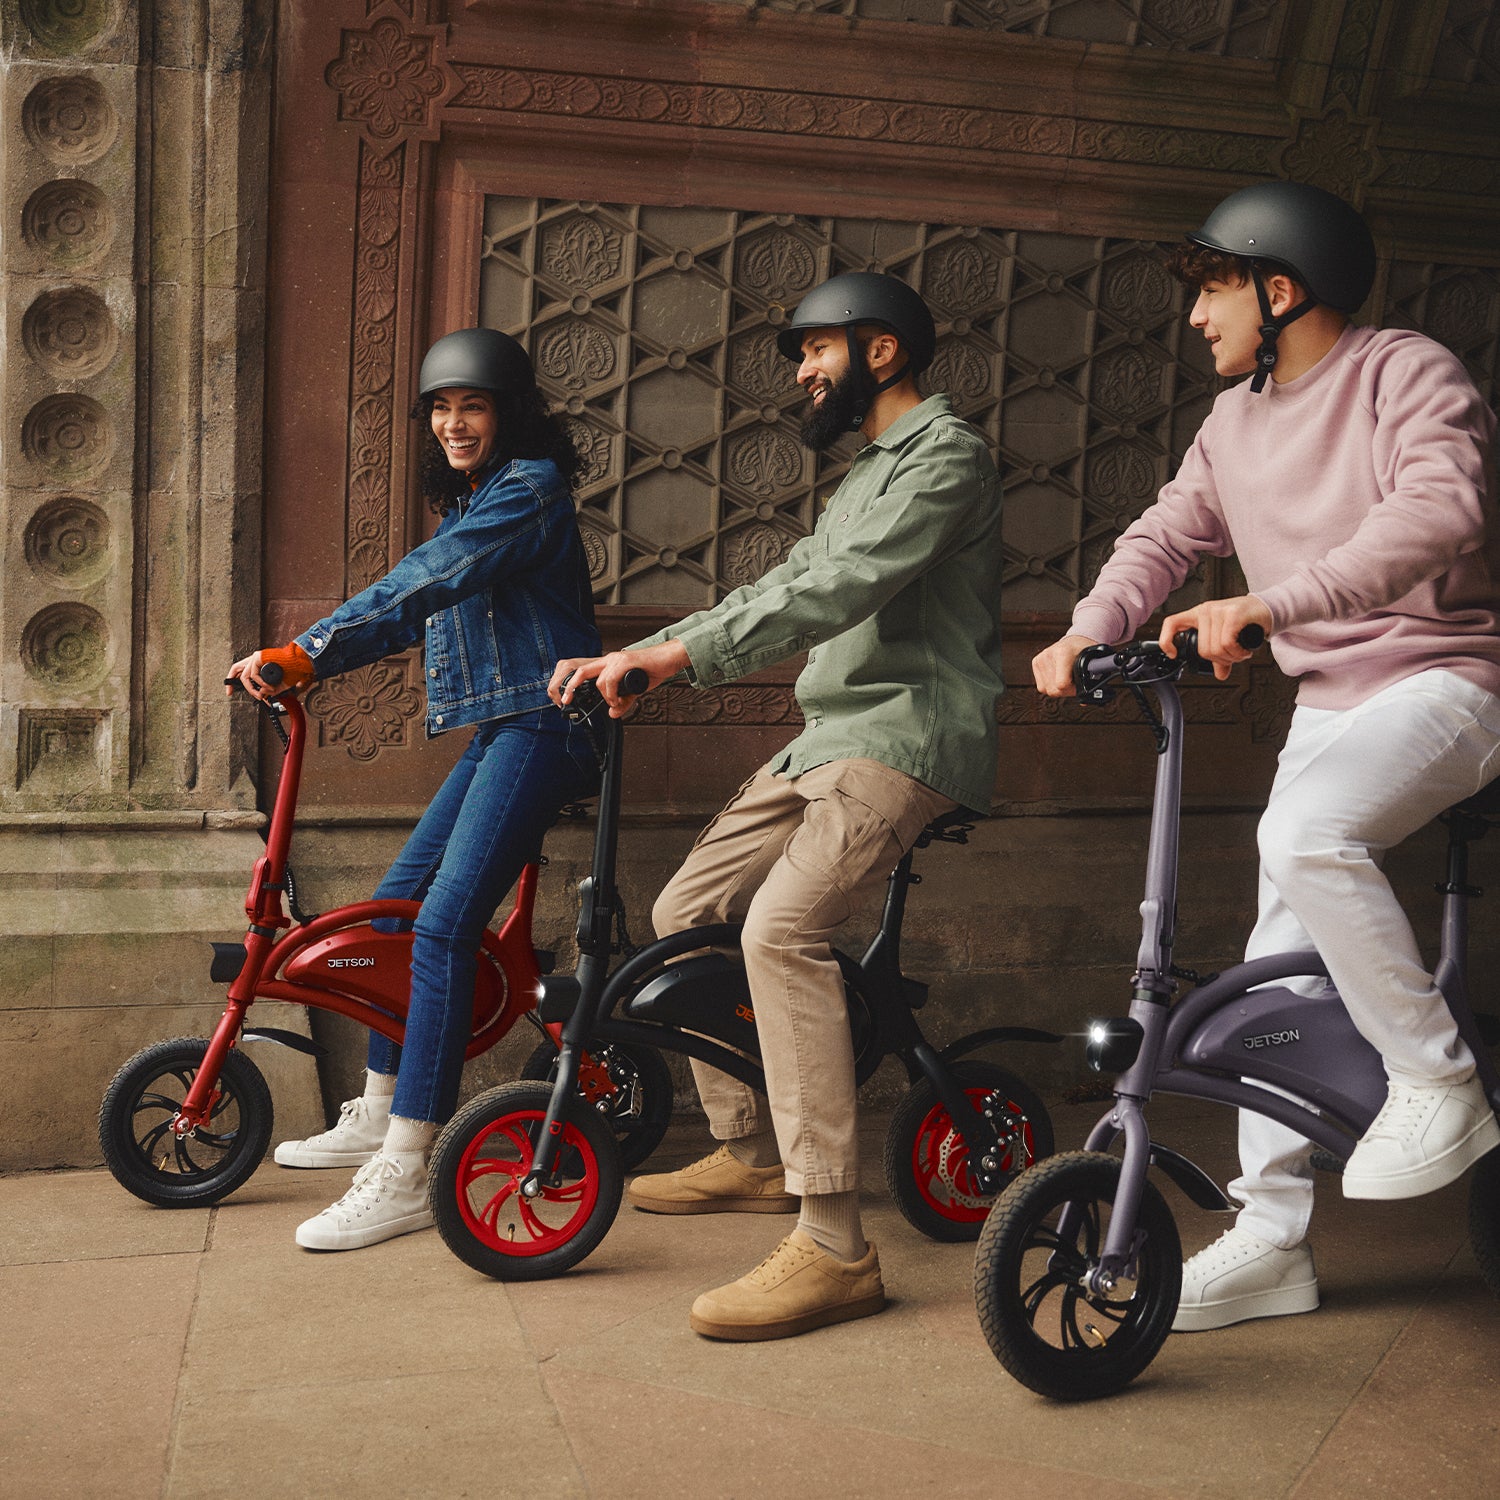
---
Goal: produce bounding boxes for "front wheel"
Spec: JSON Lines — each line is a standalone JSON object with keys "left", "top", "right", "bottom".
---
{"left": 882, "top": 1060, "right": 1054, "bottom": 1242}
{"left": 98, "top": 1037, "right": 273, "bottom": 1207}
{"left": 429, "top": 1081, "right": 623, "bottom": 1281}
{"left": 520, "top": 1039, "right": 673, "bottom": 1171}
{"left": 1468, "top": 1145, "right": 1500, "bottom": 1297}
{"left": 975, "top": 1151, "right": 1181, "bottom": 1401}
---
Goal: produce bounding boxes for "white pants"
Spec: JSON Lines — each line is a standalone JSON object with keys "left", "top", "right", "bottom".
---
{"left": 1231, "top": 670, "right": 1500, "bottom": 1248}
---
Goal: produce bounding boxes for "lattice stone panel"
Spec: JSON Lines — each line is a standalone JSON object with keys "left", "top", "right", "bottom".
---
{"left": 701, "top": 0, "right": 1284, "bottom": 57}
{"left": 1431, "top": 0, "right": 1500, "bottom": 87}
{"left": 479, "top": 198, "right": 1224, "bottom": 614}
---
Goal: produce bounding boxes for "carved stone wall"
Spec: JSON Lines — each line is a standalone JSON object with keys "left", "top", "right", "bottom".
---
{"left": 0, "top": 1, "right": 322, "bottom": 1171}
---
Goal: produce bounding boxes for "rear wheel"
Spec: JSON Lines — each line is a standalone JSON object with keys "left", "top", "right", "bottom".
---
{"left": 974, "top": 1151, "right": 1181, "bottom": 1401}
{"left": 98, "top": 1037, "right": 273, "bottom": 1207}
{"left": 429, "top": 1081, "right": 623, "bottom": 1281}
{"left": 882, "top": 1060, "right": 1053, "bottom": 1242}
{"left": 520, "top": 1038, "right": 673, "bottom": 1171}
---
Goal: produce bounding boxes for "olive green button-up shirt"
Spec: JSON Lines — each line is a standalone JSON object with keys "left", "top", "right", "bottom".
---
{"left": 633, "top": 394, "right": 1004, "bottom": 811}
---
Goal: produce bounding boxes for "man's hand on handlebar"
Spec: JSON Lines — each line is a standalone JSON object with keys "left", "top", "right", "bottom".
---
{"left": 225, "top": 643, "right": 315, "bottom": 701}
{"left": 1032, "top": 633, "right": 1101, "bottom": 698}
{"left": 548, "top": 641, "right": 689, "bottom": 719}
{"left": 1158, "top": 596, "right": 1272, "bottom": 680}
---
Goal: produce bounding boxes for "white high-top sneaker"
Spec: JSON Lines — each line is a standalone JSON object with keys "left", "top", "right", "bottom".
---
{"left": 274, "top": 1094, "right": 390, "bottom": 1168}
{"left": 294, "top": 1150, "right": 433, "bottom": 1251}
{"left": 1172, "top": 1225, "right": 1318, "bottom": 1332}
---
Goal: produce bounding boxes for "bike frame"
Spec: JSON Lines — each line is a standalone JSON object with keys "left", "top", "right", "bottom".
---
{"left": 518, "top": 691, "right": 1059, "bottom": 1196}
{"left": 1072, "top": 652, "right": 1500, "bottom": 1293}
{"left": 171, "top": 691, "right": 548, "bottom": 1135}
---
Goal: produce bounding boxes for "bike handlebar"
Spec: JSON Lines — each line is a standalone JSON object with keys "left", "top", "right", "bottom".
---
{"left": 563, "top": 666, "right": 651, "bottom": 720}
{"left": 224, "top": 658, "right": 285, "bottom": 695}
{"left": 1074, "top": 624, "right": 1264, "bottom": 698}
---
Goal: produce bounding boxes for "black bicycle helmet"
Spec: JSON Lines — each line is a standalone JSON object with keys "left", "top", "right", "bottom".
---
{"left": 1188, "top": 182, "right": 1376, "bottom": 391}
{"left": 775, "top": 272, "right": 935, "bottom": 428}
{"left": 418, "top": 327, "right": 536, "bottom": 399}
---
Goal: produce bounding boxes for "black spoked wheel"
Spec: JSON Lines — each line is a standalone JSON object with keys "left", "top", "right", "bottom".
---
{"left": 882, "top": 1060, "right": 1054, "bottom": 1243}
{"left": 429, "top": 1081, "right": 623, "bottom": 1281}
{"left": 520, "top": 1038, "right": 674, "bottom": 1172}
{"left": 975, "top": 1151, "right": 1181, "bottom": 1401}
{"left": 98, "top": 1037, "right": 273, "bottom": 1207}
{"left": 1468, "top": 1145, "right": 1500, "bottom": 1297}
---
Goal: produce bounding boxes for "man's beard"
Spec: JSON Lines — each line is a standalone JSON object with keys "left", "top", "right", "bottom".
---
{"left": 799, "top": 360, "right": 877, "bottom": 452}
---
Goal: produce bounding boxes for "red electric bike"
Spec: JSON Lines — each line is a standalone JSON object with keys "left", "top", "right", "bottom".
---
{"left": 97, "top": 667, "right": 671, "bottom": 1208}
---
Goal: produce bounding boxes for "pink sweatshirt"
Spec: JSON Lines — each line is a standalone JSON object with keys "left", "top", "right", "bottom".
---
{"left": 1071, "top": 325, "right": 1500, "bottom": 709}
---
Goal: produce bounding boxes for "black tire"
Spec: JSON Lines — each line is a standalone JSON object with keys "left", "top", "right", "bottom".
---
{"left": 98, "top": 1037, "right": 273, "bottom": 1208}
{"left": 1468, "top": 1146, "right": 1500, "bottom": 1298}
{"left": 429, "top": 1080, "right": 623, "bottom": 1281}
{"left": 882, "top": 1060, "right": 1054, "bottom": 1243}
{"left": 519, "top": 1038, "right": 674, "bottom": 1172}
{"left": 975, "top": 1151, "right": 1182, "bottom": 1401}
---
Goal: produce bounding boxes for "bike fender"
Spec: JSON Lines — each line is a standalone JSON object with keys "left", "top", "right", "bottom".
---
{"left": 939, "top": 1026, "right": 1064, "bottom": 1061}
{"left": 1148, "top": 1143, "right": 1233, "bottom": 1212}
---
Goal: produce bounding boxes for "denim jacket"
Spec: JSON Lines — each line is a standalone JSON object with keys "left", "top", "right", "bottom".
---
{"left": 295, "top": 457, "right": 600, "bottom": 735}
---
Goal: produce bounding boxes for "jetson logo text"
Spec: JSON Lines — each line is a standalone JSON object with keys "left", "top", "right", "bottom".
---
{"left": 327, "top": 957, "right": 376, "bottom": 969}
{"left": 1243, "top": 1029, "right": 1300, "bottom": 1050}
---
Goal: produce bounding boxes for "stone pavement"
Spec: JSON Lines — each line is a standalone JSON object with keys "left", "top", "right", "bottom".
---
{"left": 4, "top": 1095, "right": 1498, "bottom": 1500}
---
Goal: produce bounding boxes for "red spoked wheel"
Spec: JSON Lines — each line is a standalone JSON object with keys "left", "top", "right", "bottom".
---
{"left": 429, "top": 1081, "right": 622, "bottom": 1280}
{"left": 882, "top": 1060, "right": 1054, "bottom": 1242}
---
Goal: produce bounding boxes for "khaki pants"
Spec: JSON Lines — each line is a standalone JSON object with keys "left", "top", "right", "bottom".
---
{"left": 652, "top": 758, "right": 956, "bottom": 1195}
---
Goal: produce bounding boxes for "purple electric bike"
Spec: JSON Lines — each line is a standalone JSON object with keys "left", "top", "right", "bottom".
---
{"left": 975, "top": 629, "right": 1500, "bottom": 1400}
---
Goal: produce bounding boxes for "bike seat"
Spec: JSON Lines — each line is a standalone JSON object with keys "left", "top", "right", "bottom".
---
{"left": 914, "top": 809, "right": 978, "bottom": 847}
{"left": 1452, "top": 774, "right": 1500, "bottom": 820}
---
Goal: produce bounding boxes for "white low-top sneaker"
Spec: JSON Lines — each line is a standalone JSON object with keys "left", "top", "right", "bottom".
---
{"left": 274, "top": 1094, "right": 390, "bottom": 1168}
{"left": 295, "top": 1150, "right": 433, "bottom": 1251}
{"left": 1343, "top": 1074, "right": 1500, "bottom": 1201}
{"left": 1172, "top": 1225, "right": 1318, "bottom": 1332}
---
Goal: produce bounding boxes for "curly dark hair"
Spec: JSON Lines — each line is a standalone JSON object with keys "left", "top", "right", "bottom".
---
{"left": 415, "top": 385, "right": 583, "bottom": 514}
{"left": 1164, "top": 242, "right": 1302, "bottom": 296}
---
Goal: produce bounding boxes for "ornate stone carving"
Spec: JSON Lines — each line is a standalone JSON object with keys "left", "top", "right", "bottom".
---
{"left": 16, "top": 709, "right": 108, "bottom": 792}
{"left": 578, "top": 518, "right": 610, "bottom": 581}
{"left": 925, "top": 239, "right": 1002, "bottom": 312}
{"left": 541, "top": 214, "right": 624, "bottom": 290}
{"left": 927, "top": 340, "right": 992, "bottom": 402}
{"left": 737, "top": 230, "right": 817, "bottom": 302}
{"left": 22, "top": 74, "right": 117, "bottom": 163}
{"left": 722, "top": 524, "right": 795, "bottom": 588}
{"left": 450, "top": 64, "right": 1068, "bottom": 161}
{"left": 725, "top": 429, "right": 801, "bottom": 498}
{"left": 23, "top": 497, "right": 112, "bottom": 586}
{"left": 1073, "top": 119, "right": 1276, "bottom": 173}
{"left": 630, "top": 681, "right": 803, "bottom": 727}
{"left": 345, "top": 142, "right": 404, "bottom": 593}
{"left": 17, "top": 0, "right": 118, "bottom": 56}
{"left": 1092, "top": 347, "right": 1162, "bottom": 420}
{"left": 536, "top": 320, "right": 617, "bottom": 388}
{"left": 1277, "top": 106, "right": 1381, "bottom": 204}
{"left": 728, "top": 329, "right": 788, "bottom": 401}
{"left": 21, "top": 394, "right": 112, "bottom": 481}
{"left": 325, "top": 15, "right": 447, "bottom": 143}
{"left": 306, "top": 658, "right": 423, "bottom": 761}
{"left": 565, "top": 418, "right": 613, "bottom": 486}
{"left": 21, "top": 603, "right": 110, "bottom": 689}
{"left": 22, "top": 286, "right": 118, "bottom": 381}
{"left": 1101, "top": 251, "right": 1173, "bottom": 319}
{"left": 1245, "top": 663, "right": 1297, "bottom": 744}
{"left": 21, "top": 179, "right": 112, "bottom": 266}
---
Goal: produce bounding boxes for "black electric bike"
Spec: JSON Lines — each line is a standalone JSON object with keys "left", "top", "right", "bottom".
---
{"left": 428, "top": 670, "right": 1059, "bottom": 1280}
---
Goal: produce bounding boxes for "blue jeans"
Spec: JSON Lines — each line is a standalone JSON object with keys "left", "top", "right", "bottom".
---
{"left": 367, "top": 707, "right": 598, "bottom": 1123}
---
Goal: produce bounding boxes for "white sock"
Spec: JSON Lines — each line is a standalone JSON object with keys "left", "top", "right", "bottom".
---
{"left": 798, "top": 1190, "right": 866, "bottom": 1263}
{"left": 364, "top": 1070, "right": 397, "bottom": 1101}
{"left": 383, "top": 1115, "right": 437, "bottom": 1158}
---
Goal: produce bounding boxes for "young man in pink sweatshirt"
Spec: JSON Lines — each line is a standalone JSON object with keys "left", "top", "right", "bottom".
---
{"left": 1032, "top": 181, "right": 1500, "bottom": 1331}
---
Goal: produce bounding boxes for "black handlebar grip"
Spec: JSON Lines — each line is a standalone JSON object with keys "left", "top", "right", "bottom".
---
{"left": 619, "top": 667, "right": 649, "bottom": 697}
{"left": 261, "top": 660, "right": 284, "bottom": 688}
{"left": 1237, "top": 623, "right": 1266, "bottom": 650}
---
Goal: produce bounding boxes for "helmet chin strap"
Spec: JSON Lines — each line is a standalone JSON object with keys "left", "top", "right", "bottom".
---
{"left": 1249, "top": 266, "right": 1317, "bottom": 394}
{"left": 844, "top": 327, "right": 910, "bottom": 430}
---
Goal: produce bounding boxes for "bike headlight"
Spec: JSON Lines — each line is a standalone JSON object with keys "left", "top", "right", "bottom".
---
{"left": 1086, "top": 1016, "right": 1145, "bottom": 1074}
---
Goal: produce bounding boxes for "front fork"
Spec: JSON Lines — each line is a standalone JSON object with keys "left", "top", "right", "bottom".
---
{"left": 1072, "top": 983, "right": 1171, "bottom": 1295}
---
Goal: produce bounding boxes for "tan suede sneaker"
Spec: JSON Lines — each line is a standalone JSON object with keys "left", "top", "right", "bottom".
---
{"left": 690, "top": 1229, "right": 886, "bottom": 1341}
{"left": 628, "top": 1144, "right": 798, "bottom": 1215}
